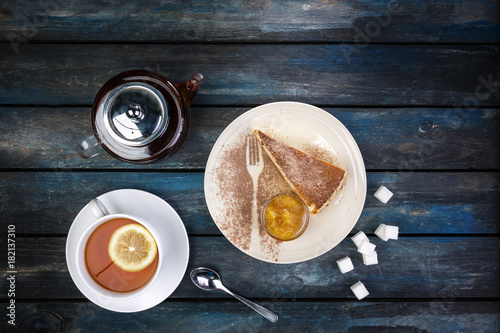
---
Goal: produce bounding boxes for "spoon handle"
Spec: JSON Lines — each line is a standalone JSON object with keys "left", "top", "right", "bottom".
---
{"left": 216, "top": 283, "right": 278, "bottom": 322}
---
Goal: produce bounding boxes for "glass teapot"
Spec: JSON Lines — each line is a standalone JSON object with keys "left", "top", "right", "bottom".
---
{"left": 78, "top": 70, "right": 203, "bottom": 164}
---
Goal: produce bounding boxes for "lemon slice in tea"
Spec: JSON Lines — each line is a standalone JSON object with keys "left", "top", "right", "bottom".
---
{"left": 108, "top": 223, "right": 157, "bottom": 272}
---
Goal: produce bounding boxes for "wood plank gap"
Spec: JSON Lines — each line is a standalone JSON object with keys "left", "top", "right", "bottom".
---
{"left": 390, "top": 233, "right": 500, "bottom": 238}
{"left": 1, "top": 169, "right": 498, "bottom": 174}
{"left": 367, "top": 169, "right": 500, "bottom": 173}
{"left": 0, "top": 168, "right": 207, "bottom": 173}
{"left": 15, "top": 233, "right": 500, "bottom": 239}
{"left": 4, "top": 298, "right": 500, "bottom": 304}
{"left": 192, "top": 104, "right": 500, "bottom": 110}
{"left": 0, "top": 41, "right": 499, "bottom": 46}
{"left": 0, "top": 103, "right": 92, "bottom": 108}
{"left": 1, "top": 103, "right": 500, "bottom": 109}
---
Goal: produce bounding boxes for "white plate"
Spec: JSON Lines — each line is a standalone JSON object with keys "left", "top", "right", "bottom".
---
{"left": 204, "top": 102, "right": 366, "bottom": 264}
{"left": 66, "top": 189, "right": 189, "bottom": 312}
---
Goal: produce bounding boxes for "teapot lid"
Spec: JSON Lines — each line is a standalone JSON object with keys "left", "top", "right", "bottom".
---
{"left": 90, "top": 70, "right": 195, "bottom": 164}
{"left": 102, "top": 82, "right": 168, "bottom": 146}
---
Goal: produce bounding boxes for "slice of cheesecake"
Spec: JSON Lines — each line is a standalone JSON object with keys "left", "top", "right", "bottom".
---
{"left": 254, "top": 129, "right": 346, "bottom": 216}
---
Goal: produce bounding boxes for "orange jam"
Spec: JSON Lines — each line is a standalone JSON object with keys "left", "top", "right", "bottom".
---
{"left": 263, "top": 195, "right": 308, "bottom": 240}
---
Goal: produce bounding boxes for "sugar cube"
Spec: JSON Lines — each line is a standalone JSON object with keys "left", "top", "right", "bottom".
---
{"left": 375, "top": 224, "right": 389, "bottom": 241}
{"left": 336, "top": 256, "right": 354, "bottom": 274}
{"left": 350, "top": 281, "right": 369, "bottom": 300}
{"left": 374, "top": 186, "right": 393, "bottom": 203}
{"left": 351, "top": 231, "right": 369, "bottom": 248}
{"left": 362, "top": 251, "right": 378, "bottom": 265}
{"left": 375, "top": 223, "right": 399, "bottom": 241}
{"left": 385, "top": 225, "right": 399, "bottom": 240}
{"left": 357, "top": 240, "right": 376, "bottom": 255}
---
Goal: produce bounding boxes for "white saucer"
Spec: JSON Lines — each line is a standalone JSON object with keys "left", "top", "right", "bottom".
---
{"left": 205, "top": 102, "right": 366, "bottom": 263}
{"left": 66, "top": 189, "right": 189, "bottom": 312}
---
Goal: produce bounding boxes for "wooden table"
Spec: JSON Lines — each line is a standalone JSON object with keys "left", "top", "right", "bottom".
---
{"left": 1, "top": 0, "right": 499, "bottom": 332}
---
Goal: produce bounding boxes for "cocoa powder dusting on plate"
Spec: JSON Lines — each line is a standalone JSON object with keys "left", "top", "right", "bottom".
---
{"left": 212, "top": 129, "right": 342, "bottom": 262}
{"left": 213, "top": 132, "right": 290, "bottom": 260}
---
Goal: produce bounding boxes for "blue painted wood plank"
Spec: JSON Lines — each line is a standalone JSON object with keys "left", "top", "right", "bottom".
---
{"left": 0, "top": 44, "right": 498, "bottom": 106}
{"left": 0, "top": 172, "right": 497, "bottom": 235}
{"left": 0, "top": 107, "right": 498, "bottom": 170}
{"left": 0, "top": 0, "right": 498, "bottom": 43}
{"left": 3, "top": 300, "right": 499, "bottom": 333}
{"left": 7, "top": 236, "right": 500, "bottom": 299}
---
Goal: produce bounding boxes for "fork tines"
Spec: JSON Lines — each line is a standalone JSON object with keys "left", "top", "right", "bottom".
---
{"left": 246, "top": 136, "right": 261, "bottom": 166}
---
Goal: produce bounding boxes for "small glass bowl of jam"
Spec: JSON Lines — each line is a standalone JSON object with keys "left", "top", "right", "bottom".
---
{"left": 260, "top": 194, "right": 309, "bottom": 241}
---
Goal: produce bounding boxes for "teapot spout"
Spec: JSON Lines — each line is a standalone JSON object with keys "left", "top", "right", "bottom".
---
{"left": 175, "top": 73, "right": 203, "bottom": 108}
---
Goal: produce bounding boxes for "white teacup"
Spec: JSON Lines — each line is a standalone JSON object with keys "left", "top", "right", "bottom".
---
{"left": 75, "top": 200, "right": 162, "bottom": 301}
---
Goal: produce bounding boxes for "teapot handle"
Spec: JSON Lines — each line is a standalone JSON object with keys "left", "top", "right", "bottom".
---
{"left": 77, "top": 134, "right": 103, "bottom": 159}
{"left": 175, "top": 73, "right": 203, "bottom": 108}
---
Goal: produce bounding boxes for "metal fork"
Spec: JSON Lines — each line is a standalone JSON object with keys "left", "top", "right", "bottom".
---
{"left": 245, "top": 135, "right": 264, "bottom": 248}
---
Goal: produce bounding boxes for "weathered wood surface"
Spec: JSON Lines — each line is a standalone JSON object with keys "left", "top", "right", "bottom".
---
{"left": 1, "top": 0, "right": 499, "bottom": 43}
{"left": 1, "top": 107, "right": 498, "bottom": 170}
{"left": 2, "top": 301, "right": 499, "bottom": 333}
{"left": 0, "top": 172, "right": 498, "bottom": 236}
{"left": 0, "top": 0, "right": 499, "bottom": 331}
{"left": 2, "top": 236, "right": 499, "bottom": 300}
{"left": 0, "top": 44, "right": 499, "bottom": 106}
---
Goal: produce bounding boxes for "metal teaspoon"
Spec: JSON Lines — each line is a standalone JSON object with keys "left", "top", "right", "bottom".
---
{"left": 190, "top": 267, "right": 278, "bottom": 322}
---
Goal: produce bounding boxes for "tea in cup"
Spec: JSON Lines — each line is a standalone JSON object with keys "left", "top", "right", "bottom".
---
{"left": 75, "top": 212, "right": 162, "bottom": 300}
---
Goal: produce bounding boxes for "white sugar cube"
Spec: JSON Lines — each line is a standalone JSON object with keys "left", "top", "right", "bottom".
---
{"left": 375, "top": 224, "right": 389, "bottom": 241}
{"left": 350, "top": 281, "right": 369, "bottom": 300}
{"left": 385, "top": 225, "right": 399, "bottom": 240}
{"left": 357, "top": 240, "right": 376, "bottom": 255}
{"left": 351, "top": 231, "right": 369, "bottom": 248}
{"left": 362, "top": 251, "right": 378, "bottom": 265}
{"left": 336, "top": 256, "right": 354, "bottom": 274}
{"left": 374, "top": 186, "right": 393, "bottom": 203}
{"left": 375, "top": 223, "right": 399, "bottom": 241}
